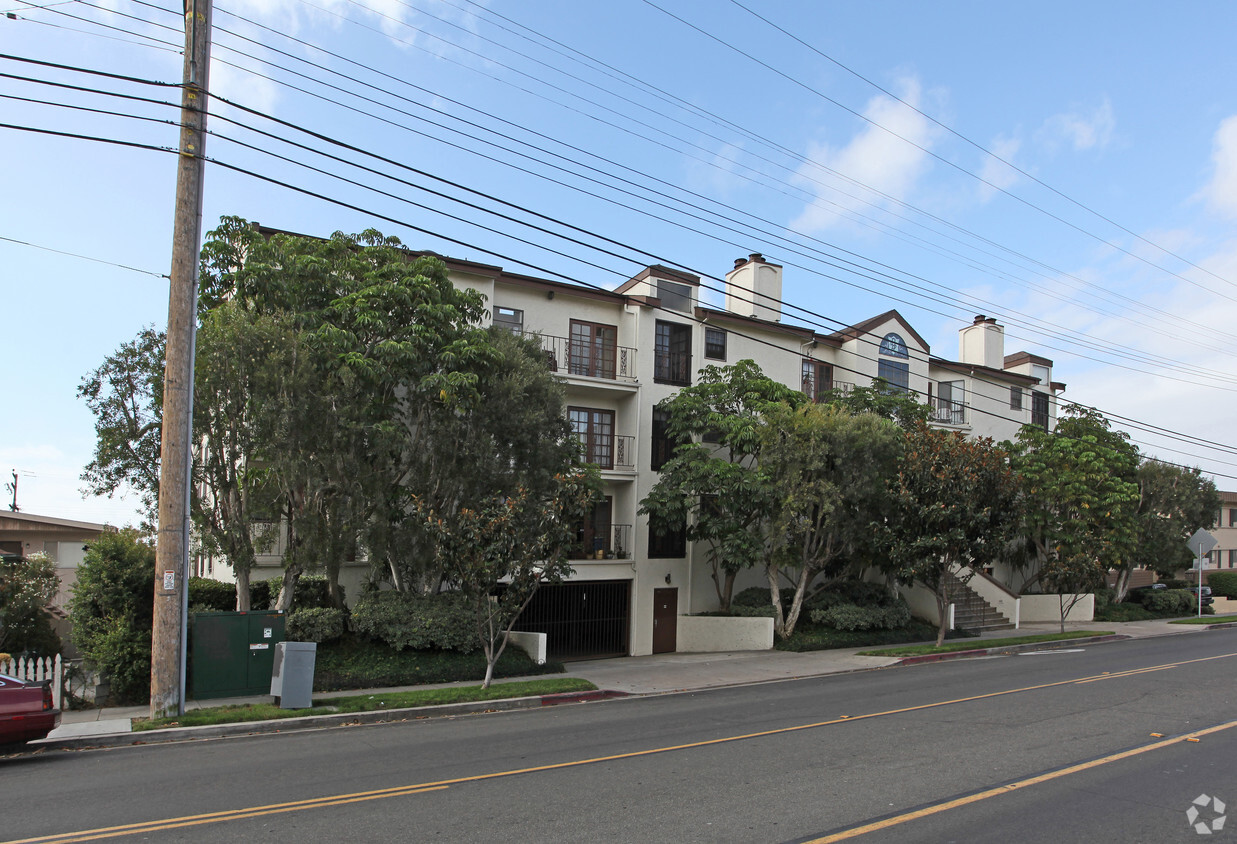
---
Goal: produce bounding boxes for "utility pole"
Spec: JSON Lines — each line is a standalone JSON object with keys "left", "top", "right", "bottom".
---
{"left": 151, "top": 0, "right": 212, "bottom": 719}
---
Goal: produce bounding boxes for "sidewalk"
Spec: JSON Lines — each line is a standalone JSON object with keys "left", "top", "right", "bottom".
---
{"left": 39, "top": 617, "right": 1226, "bottom": 747}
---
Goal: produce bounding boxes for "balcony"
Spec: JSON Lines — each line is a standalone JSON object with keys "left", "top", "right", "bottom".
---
{"left": 534, "top": 333, "right": 636, "bottom": 382}
{"left": 929, "top": 397, "right": 967, "bottom": 426}
{"left": 802, "top": 376, "right": 855, "bottom": 402}
{"left": 580, "top": 434, "right": 636, "bottom": 472}
{"left": 653, "top": 350, "right": 692, "bottom": 385}
{"left": 570, "top": 523, "right": 633, "bottom": 561}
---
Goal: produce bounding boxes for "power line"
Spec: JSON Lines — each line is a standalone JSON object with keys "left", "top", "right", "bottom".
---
{"left": 0, "top": 233, "right": 169, "bottom": 278}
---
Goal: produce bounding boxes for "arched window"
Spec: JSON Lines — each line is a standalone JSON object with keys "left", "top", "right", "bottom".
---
{"left": 879, "top": 333, "right": 908, "bottom": 359}
{"left": 877, "top": 332, "right": 909, "bottom": 393}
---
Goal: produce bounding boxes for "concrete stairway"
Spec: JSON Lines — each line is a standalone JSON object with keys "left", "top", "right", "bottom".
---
{"left": 944, "top": 573, "right": 1014, "bottom": 633}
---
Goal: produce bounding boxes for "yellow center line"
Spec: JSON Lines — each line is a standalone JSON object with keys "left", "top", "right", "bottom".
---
{"left": 10, "top": 650, "right": 1235, "bottom": 844}
{"left": 804, "top": 719, "right": 1237, "bottom": 843}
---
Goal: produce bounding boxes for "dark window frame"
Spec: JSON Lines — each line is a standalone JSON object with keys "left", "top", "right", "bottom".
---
{"left": 493, "top": 306, "right": 524, "bottom": 335}
{"left": 704, "top": 326, "right": 727, "bottom": 361}
{"left": 648, "top": 515, "right": 687, "bottom": 559}
{"left": 1010, "top": 386, "right": 1023, "bottom": 410}
{"left": 569, "top": 406, "right": 615, "bottom": 470}
{"left": 569, "top": 319, "right": 618, "bottom": 379}
{"left": 654, "top": 320, "right": 692, "bottom": 386}
{"left": 1031, "top": 390, "right": 1049, "bottom": 430}
{"left": 801, "top": 359, "right": 833, "bottom": 402}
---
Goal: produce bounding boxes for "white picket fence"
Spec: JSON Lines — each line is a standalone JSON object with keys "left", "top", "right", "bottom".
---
{"left": 0, "top": 655, "right": 63, "bottom": 709}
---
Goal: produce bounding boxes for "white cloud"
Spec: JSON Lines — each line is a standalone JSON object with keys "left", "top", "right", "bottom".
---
{"left": 789, "top": 78, "right": 938, "bottom": 234}
{"left": 978, "top": 134, "right": 1022, "bottom": 202}
{"left": 1201, "top": 115, "right": 1237, "bottom": 219}
{"left": 1038, "top": 99, "right": 1115, "bottom": 152}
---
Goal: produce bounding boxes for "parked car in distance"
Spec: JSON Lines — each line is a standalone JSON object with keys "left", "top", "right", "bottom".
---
{"left": 1126, "top": 583, "right": 1167, "bottom": 603}
{"left": 1188, "top": 585, "right": 1215, "bottom": 607}
{"left": 0, "top": 672, "right": 60, "bottom": 745}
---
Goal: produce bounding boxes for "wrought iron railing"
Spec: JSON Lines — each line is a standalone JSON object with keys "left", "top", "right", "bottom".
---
{"left": 929, "top": 397, "right": 967, "bottom": 426}
{"left": 570, "top": 522, "right": 633, "bottom": 560}
{"left": 581, "top": 434, "right": 635, "bottom": 471}
{"left": 532, "top": 333, "right": 636, "bottom": 381}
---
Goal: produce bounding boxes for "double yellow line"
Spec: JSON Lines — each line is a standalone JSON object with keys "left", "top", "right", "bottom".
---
{"left": 10, "top": 651, "right": 1235, "bottom": 844}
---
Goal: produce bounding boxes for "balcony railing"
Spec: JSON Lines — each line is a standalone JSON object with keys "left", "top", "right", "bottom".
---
{"left": 653, "top": 350, "right": 692, "bottom": 385}
{"left": 581, "top": 434, "right": 636, "bottom": 471}
{"left": 929, "top": 397, "right": 967, "bottom": 426}
{"left": 533, "top": 333, "right": 636, "bottom": 381}
{"left": 570, "top": 523, "right": 633, "bottom": 560}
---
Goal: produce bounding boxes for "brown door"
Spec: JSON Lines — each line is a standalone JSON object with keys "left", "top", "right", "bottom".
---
{"left": 652, "top": 587, "right": 677, "bottom": 654}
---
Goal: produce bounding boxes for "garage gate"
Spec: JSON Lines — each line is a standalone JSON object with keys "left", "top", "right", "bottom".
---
{"left": 514, "top": 580, "right": 631, "bottom": 660}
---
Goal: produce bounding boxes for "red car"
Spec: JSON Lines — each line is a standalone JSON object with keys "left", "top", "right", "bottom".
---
{"left": 0, "top": 672, "right": 60, "bottom": 745}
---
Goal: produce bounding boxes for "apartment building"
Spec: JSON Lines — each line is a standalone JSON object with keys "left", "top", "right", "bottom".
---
{"left": 437, "top": 251, "right": 1064, "bottom": 657}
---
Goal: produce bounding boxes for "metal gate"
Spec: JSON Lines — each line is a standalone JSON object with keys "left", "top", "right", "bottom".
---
{"left": 514, "top": 580, "right": 630, "bottom": 660}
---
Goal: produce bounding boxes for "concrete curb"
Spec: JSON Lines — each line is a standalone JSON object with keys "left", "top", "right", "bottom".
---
{"left": 29, "top": 694, "right": 573, "bottom": 752}
{"left": 893, "top": 634, "right": 1130, "bottom": 666}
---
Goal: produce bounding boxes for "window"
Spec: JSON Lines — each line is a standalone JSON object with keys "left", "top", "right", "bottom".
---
{"left": 493, "top": 306, "right": 523, "bottom": 335}
{"left": 574, "top": 497, "right": 613, "bottom": 559}
{"left": 879, "top": 333, "right": 909, "bottom": 358}
{"left": 877, "top": 359, "right": 909, "bottom": 394}
{"left": 651, "top": 408, "right": 687, "bottom": 470}
{"left": 657, "top": 279, "right": 693, "bottom": 313}
{"left": 569, "top": 320, "right": 617, "bottom": 379}
{"left": 704, "top": 327, "right": 727, "bottom": 360}
{"left": 1229, "top": 549, "right": 1237, "bottom": 568}
{"left": 935, "top": 380, "right": 965, "bottom": 425}
{"left": 648, "top": 515, "right": 687, "bottom": 558}
{"left": 654, "top": 321, "right": 692, "bottom": 385}
{"left": 877, "top": 332, "right": 909, "bottom": 394}
{"left": 1031, "top": 391, "right": 1049, "bottom": 430}
{"left": 1010, "top": 386, "right": 1023, "bottom": 410}
{"left": 802, "top": 360, "right": 833, "bottom": 402}
{"left": 569, "top": 407, "right": 615, "bottom": 470}
{"left": 1229, "top": 509, "right": 1236, "bottom": 527}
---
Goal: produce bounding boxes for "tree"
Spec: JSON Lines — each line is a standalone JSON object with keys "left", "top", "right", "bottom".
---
{"left": 881, "top": 425, "right": 1020, "bottom": 646}
{"left": 760, "top": 403, "right": 902, "bottom": 638}
{"left": 639, "top": 360, "right": 805, "bottom": 609}
{"left": 0, "top": 551, "right": 61, "bottom": 656}
{"left": 1131, "top": 460, "right": 1219, "bottom": 590}
{"left": 826, "top": 380, "right": 932, "bottom": 430}
{"left": 415, "top": 469, "right": 599, "bottom": 687}
{"left": 1013, "top": 406, "right": 1140, "bottom": 630}
{"left": 68, "top": 530, "right": 155, "bottom": 704}
{"left": 78, "top": 327, "right": 165, "bottom": 528}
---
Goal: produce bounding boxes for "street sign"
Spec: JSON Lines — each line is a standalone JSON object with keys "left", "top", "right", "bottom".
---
{"left": 1188, "top": 528, "right": 1218, "bottom": 558}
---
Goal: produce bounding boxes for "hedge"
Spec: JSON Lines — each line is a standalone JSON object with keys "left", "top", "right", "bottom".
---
{"left": 351, "top": 591, "right": 478, "bottom": 653}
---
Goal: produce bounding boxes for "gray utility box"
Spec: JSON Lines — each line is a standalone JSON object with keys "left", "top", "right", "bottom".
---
{"left": 270, "top": 641, "right": 317, "bottom": 709}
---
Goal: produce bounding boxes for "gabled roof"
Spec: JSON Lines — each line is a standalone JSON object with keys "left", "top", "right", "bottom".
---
{"left": 829, "top": 309, "right": 931, "bottom": 354}
{"left": 695, "top": 305, "right": 828, "bottom": 343}
{"left": 1004, "top": 351, "right": 1055, "bottom": 369}
{"left": 929, "top": 357, "right": 1040, "bottom": 385}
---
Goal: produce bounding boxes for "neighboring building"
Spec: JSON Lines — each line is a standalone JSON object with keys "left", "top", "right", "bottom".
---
{"left": 0, "top": 511, "right": 112, "bottom": 610}
{"left": 205, "top": 241, "right": 1067, "bottom": 657}
{"left": 1200, "top": 490, "right": 1237, "bottom": 577}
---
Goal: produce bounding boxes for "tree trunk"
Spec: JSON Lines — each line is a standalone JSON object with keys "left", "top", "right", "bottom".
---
{"left": 275, "top": 563, "right": 302, "bottom": 612}
{"left": 235, "top": 565, "right": 251, "bottom": 612}
{"left": 935, "top": 581, "right": 949, "bottom": 647}
{"left": 1114, "top": 568, "right": 1131, "bottom": 603}
{"left": 766, "top": 565, "right": 787, "bottom": 638}
{"left": 782, "top": 567, "right": 813, "bottom": 638}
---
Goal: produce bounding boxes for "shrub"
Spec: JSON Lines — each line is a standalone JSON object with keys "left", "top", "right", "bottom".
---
{"left": 351, "top": 591, "right": 477, "bottom": 653}
{"left": 811, "top": 601, "right": 911, "bottom": 631}
{"left": 1208, "top": 572, "right": 1237, "bottom": 598}
{"left": 255, "top": 574, "right": 338, "bottom": 610}
{"left": 188, "top": 577, "right": 237, "bottom": 612}
{"left": 68, "top": 530, "right": 155, "bottom": 704}
{"left": 287, "top": 607, "right": 347, "bottom": 644}
{"left": 1161, "top": 578, "right": 1189, "bottom": 590}
{"left": 0, "top": 552, "right": 61, "bottom": 656}
{"left": 1093, "top": 587, "right": 1116, "bottom": 615}
{"left": 1143, "top": 589, "right": 1194, "bottom": 615}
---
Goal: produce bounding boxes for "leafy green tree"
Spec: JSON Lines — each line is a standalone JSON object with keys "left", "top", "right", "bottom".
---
{"left": 0, "top": 552, "right": 61, "bottom": 656}
{"left": 826, "top": 379, "right": 932, "bottom": 429}
{"left": 1013, "top": 406, "right": 1140, "bottom": 630}
{"left": 415, "top": 468, "right": 600, "bottom": 687}
{"left": 78, "top": 327, "right": 164, "bottom": 528}
{"left": 760, "top": 403, "right": 902, "bottom": 638}
{"left": 639, "top": 360, "right": 805, "bottom": 609}
{"left": 68, "top": 530, "right": 155, "bottom": 704}
{"left": 1131, "top": 460, "right": 1219, "bottom": 590}
{"left": 881, "top": 425, "right": 1020, "bottom": 646}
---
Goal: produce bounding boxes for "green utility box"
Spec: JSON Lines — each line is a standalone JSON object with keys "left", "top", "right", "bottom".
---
{"left": 189, "top": 611, "right": 285, "bottom": 700}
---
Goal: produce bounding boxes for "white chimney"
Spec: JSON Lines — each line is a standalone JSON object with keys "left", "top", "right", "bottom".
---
{"left": 959, "top": 315, "right": 1004, "bottom": 369}
{"left": 725, "top": 253, "right": 782, "bottom": 322}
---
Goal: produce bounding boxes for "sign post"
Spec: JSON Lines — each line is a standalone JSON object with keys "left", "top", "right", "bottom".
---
{"left": 1187, "top": 528, "right": 1219, "bottom": 618}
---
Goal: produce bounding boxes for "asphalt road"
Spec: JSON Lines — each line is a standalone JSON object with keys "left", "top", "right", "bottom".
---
{"left": 4, "top": 630, "right": 1236, "bottom": 844}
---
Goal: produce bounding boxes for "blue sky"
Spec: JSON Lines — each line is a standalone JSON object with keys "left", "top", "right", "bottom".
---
{"left": 3, "top": 0, "right": 1236, "bottom": 525}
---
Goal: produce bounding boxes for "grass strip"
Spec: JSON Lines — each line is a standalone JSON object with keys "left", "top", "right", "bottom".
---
{"left": 134, "top": 677, "right": 597, "bottom": 732}
{"left": 1169, "top": 615, "right": 1237, "bottom": 625}
{"left": 857, "top": 630, "right": 1114, "bottom": 657}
